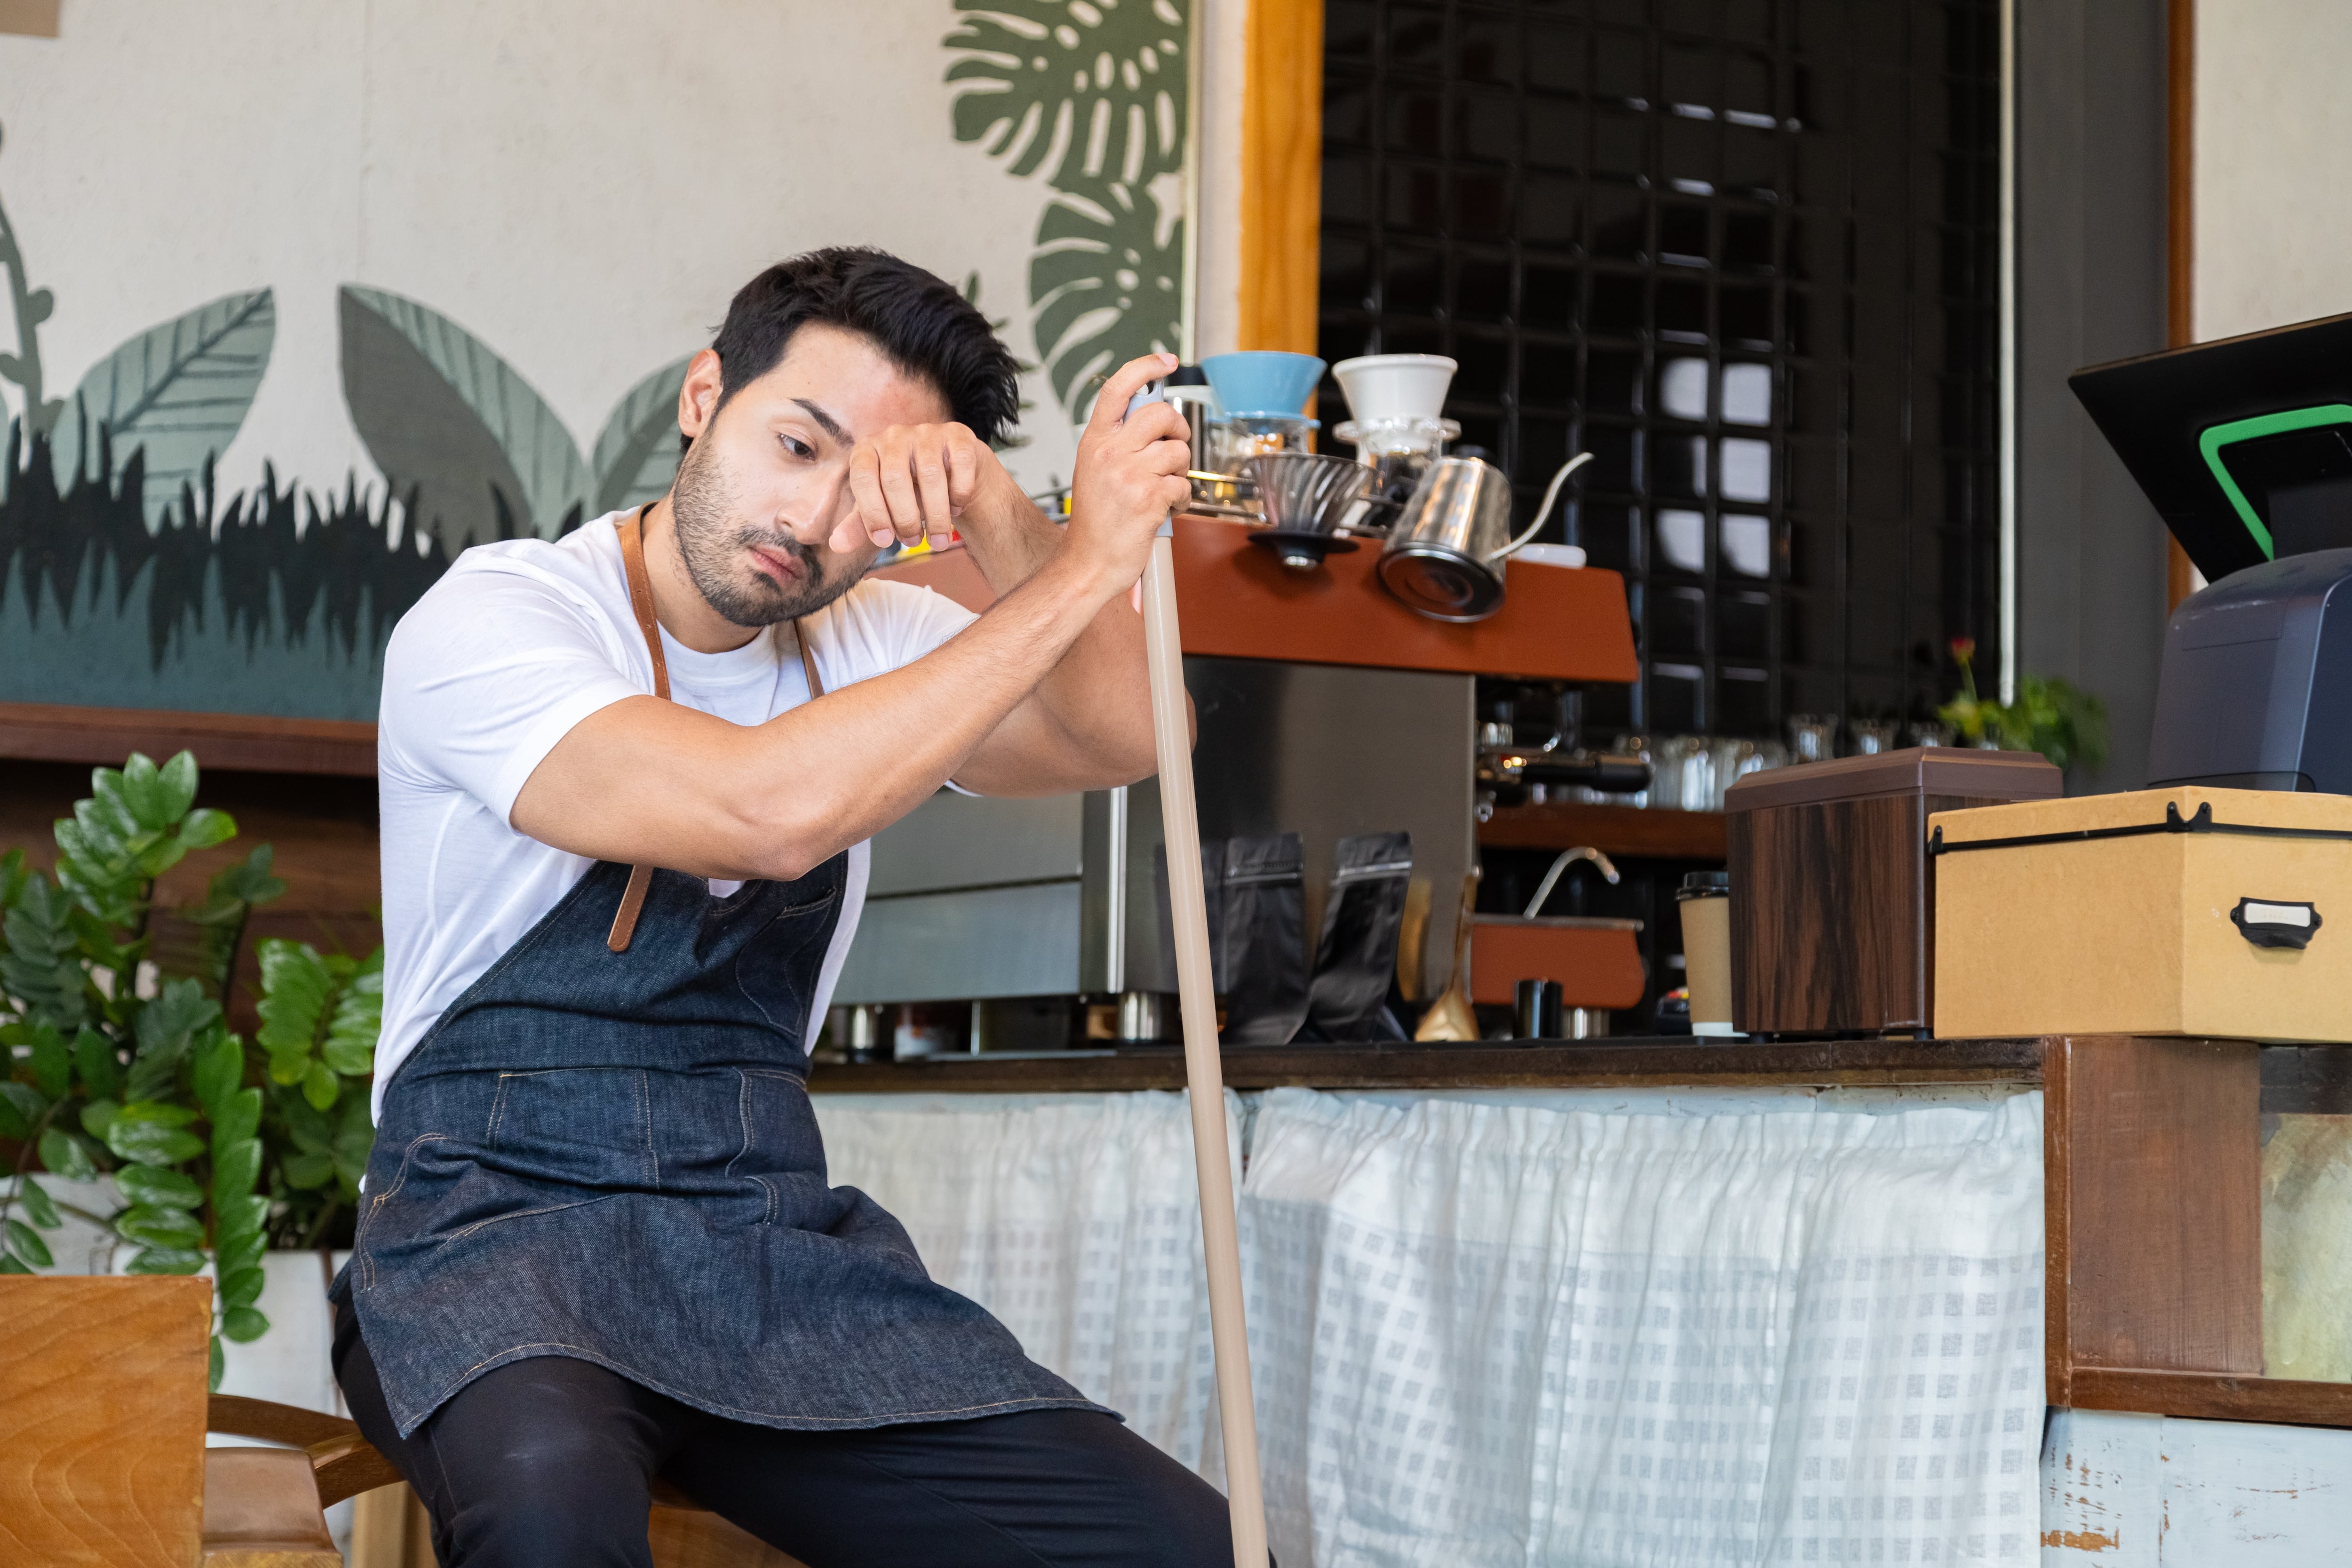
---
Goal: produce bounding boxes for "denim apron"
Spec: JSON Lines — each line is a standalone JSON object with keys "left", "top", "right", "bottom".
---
{"left": 341, "top": 512, "right": 1099, "bottom": 1439}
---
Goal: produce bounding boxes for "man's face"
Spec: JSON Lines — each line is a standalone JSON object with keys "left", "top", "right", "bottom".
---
{"left": 670, "top": 323, "right": 951, "bottom": 627}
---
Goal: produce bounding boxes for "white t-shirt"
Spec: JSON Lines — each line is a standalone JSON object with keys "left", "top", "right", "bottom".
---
{"left": 373, "top": 512, "right": 979, "bottom": 1121}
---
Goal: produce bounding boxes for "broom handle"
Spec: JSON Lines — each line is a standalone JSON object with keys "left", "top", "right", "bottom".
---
{"left": 1140, "top": 525, "right": 1271, "bottom": 1568}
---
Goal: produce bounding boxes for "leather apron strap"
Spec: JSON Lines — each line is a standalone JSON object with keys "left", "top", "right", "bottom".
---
{"left": 607, "top": 506, "right": 826, "bottom": 953}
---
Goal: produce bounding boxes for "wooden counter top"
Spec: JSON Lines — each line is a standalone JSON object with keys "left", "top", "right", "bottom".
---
{"left": 810, "top": 1036, "right": 2047, "bottom": 1093}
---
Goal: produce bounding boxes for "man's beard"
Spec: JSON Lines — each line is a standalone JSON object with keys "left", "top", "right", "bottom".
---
{"left": 669, "top": 438, "right": 862, "bottom": 627}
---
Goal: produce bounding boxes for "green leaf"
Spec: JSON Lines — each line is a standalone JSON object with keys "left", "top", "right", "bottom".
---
{"left": 15, "top": 1176, "right": 61, "bottom": 1229}
{"left": 155, "top": 751, "right": 200, "bottom": 824}
{"left": 214, "top": 1194, "right": 267, "bottom": 1246}
{"left": 211, "top": 844, "right": 286, "bottom": 909}
{"left": 1029, "top": 180, "right": 1184, "bottom": 416}
{"left": 0, "top": 1253, "right": 30, "bottom": 1274}
{"left": 38, "top": 1126, "right": 95, "bottom": 1182}
{"left": 302, "top": 1059, "right": 338, "bottom": 1111}
{"left": 211, "top": 1086, "right": 262, "bottom": 1148}
{"left": 255, "top": 939, "right": 331, "bottom": 1058}
{"left": 7, "top": 1218, "right": 53, "bottom": 1269}
{"left": 321, "top": 1035, "right": 374, "bottom": 1077}
{"left": 590, "top": 354, "right": 695, "bottom": 516}
{"left": 126, "top": 1245, "right": 206, "bottom": 1275}
{"left": 209, "top": 1334, "right": 223, "bottom": 1390}
{"left": 116, "top": 1205, "right": 204, "bottom": 1250}
{"left": 73, "top": 1027, "right": 120, "bottom": 1100}
{"left": 175, "top": 808, "right": 236, "bottom": 852}
{"left": 136, "top": 977, "right": 221, "bottom": 1062}
{"left": 220, "top": 1264, "right": 266, "bottom": 1310}
{"left": 0, "top": 877, "right": 89, "bottom": 1030}
{"left": 945, "top": 0, "right": 1189, "bottom": 187}
{"left": 192, "top": 1030, "right": 244, "bottom": 1114}
{"left": 115, "top": 1163, "right": 202, "bottom": 1210}
{"left": 279, "top": 1088, "right": 335, "bottom": 1155}
{"left": 0, "top": 1079, "right": 49, "bottom": 1134}
{"left": 211, "top": 1137, "right": 262, "bottom": 1202}
{"left": 281, "top": 1150, "right": 334, "bottom": 1189}
{"left": 25, "top": 1018, "right": 70, "bottom": 1098}
{"left": 112, "top": 1100, "right": 200, "bottom": 1128}
{"left": 222, "top": 1305, "right": 270, "bottom": 1344}
{"left": 121, "top": 1053, "right": 177, "bottom": 1107}
{"left": 104, "top": 1114, "right": 204, "bottom": 1167}
{"left": 216, "top": 1226, "right": 266, "bottom": 1276}
{"left": 81, "top": 1098, "right": 121, "bottom": 1139}
{"left": 117, "top": 753, "right": 171, "bottom": 832}
{"left": 50, "top": 289, "right": 277, "bottom": 518}
{"left": 338, "top": 285, "right": 587, "bottom": 549}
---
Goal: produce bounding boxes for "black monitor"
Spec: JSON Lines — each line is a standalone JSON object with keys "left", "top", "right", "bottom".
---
{"left": 2070, "top": 311, "right": 2352, "bottom": 582}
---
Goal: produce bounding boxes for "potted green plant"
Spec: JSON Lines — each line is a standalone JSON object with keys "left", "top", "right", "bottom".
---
{"left": 1939, "top": 637, "right": 2112, "bottom": 773}
{"left": 0, "top": 752, "right": 380, "bottom": 1384}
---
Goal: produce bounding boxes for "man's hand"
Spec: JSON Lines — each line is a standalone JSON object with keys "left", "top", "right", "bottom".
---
{"left": 1062, "top": 353, "right": 1191, "bottom": 599}
{"left": 834, "top": 421, "right": 1015, "bottom": 556}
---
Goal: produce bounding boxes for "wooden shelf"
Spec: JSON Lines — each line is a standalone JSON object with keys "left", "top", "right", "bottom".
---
{"left": 2067, "top": 1368, "right": 2352, "bottom": 1429}
{"left": 0, "top": 702, "right": 375, "bottom": 777}
{"left": 810, "top": 1036, "right": 2047, "bottom": 1094}
{"left": 876, "top": 518, "right": 1642, "bottom": 684}
{"left": 1479, "top": 800, "right": 1727, "bottom": 860}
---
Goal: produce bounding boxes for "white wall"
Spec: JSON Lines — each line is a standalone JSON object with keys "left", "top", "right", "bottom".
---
{"left": 2193, "top": 0, "right": 2352, "bottom": 340}
{"left": 1191, "top": 0, "right": 1248, "bottom": 358}
{"left": 0, "top": 0, "right": 1176, "bottom": 506}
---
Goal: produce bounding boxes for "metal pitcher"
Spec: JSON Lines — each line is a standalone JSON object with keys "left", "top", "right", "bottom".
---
{"left": 1378, "top": 452, "right": 1592, "bottom": 622}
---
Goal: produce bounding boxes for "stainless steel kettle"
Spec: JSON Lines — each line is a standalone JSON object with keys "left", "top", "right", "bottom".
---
{"left": 1378, "top": 452, "right": 1592, "bottom": 621}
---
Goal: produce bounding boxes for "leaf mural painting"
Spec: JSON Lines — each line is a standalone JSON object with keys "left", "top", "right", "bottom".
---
{"left": 946, "top": 0, "right": 1191, "bottom": 420}
{"left": 1031, "top": 178, "right": 1182, "bottom": 410}
{"left": 337, "top": 286, "right": 588, "bottom": 552}
{"left": 49, "top": 289, "right": 276, "bottom": 519}
{"left": 945, "top": 0, "right": 1187, "bottom": 189}
{"left": 589, "top": 355, "right": 693, "bottom": 516}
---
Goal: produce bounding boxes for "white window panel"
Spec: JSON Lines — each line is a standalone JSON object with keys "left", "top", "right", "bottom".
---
{"left": 1721, "top": 512, "right": 1772, "bottom": 577}
{"left": 1657, "top": 508, "right": 1707, "bottom": 572}
{"left": 1722, "top": 362, "right": 1772, "bottom": 426}
{"left": 1721, "top": 437, "right": 1772, "bottom": 502}
{"left": 1660, "top": 357, "right": 1709, "bottom": 421}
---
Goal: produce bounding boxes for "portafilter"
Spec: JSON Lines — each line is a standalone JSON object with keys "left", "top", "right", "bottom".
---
{"left": 1378, "top": 450, "right": 1593, "bottom": 622}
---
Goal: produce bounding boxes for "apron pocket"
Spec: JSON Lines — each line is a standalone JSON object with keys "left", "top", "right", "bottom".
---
{"left": 731, "top": 1068, "right": 831, "bottom": 1222}
{"left": 485, "top": 1067, "right": 659, "bottom": 1189}
{"left": 731, "top": 890, "right": 840, "bottom": 1039}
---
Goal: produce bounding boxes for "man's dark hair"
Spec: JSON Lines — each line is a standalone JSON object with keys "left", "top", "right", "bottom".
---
{"left": 700, "top": 248, "right": 1021, "bottom": 450}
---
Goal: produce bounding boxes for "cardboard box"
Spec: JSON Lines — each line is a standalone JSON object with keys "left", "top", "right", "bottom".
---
{"left": 1932, "top": 786, "right": 2352, "bottom": 1042}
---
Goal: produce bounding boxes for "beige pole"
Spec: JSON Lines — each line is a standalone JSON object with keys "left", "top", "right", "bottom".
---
{"left": 1140, "top": 524, "right": 1271, "bottom": 1568}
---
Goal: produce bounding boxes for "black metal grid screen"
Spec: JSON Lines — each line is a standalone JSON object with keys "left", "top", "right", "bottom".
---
{"left": 1319, "top": 0, "right": 2002, "bottom": 740}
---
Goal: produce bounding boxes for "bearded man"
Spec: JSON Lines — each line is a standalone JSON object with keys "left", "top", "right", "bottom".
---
{"left": 332, "top": 248, "right": 1226, "bottom": 1568}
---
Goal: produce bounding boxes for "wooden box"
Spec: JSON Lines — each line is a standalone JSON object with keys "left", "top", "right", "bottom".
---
{"left": 1933, "top": 786, "right": 2352, "bottom": 1041}
{"left": 1725, "top": 748, "right": 2061, "bottom": 1036}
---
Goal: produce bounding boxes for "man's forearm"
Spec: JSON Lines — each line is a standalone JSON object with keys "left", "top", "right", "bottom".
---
{"left": 513, "top": 548, "right": 1124, "bottom": 881}
{"left": 954, "top": 480, "right": 1160, "bottom": 781}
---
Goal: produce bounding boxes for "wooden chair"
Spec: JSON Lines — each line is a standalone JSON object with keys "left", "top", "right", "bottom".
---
{"left": 0, "top": 1276, "right": 799, "bottom": 1567}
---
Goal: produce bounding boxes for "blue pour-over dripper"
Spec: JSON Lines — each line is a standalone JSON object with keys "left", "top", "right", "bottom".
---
{"left": 1200, "top": 351, "right": 1327, "bottom": 416}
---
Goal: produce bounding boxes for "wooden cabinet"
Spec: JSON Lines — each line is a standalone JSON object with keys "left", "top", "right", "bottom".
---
{"left": 1723, "top": 749, "right": 2060, "bottom": 1036}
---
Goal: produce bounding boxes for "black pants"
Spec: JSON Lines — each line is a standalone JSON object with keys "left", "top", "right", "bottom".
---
{"left": 334, "top": 1307, "right": 1240, "bottom": 1568}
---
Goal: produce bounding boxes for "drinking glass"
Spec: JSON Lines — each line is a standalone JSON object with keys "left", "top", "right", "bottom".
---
{"left": 1851, "top": 719, "right": 1899, "bottom": 755}
{"left": 1787, "top": 714, "right": 1836, "bottom": 764}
